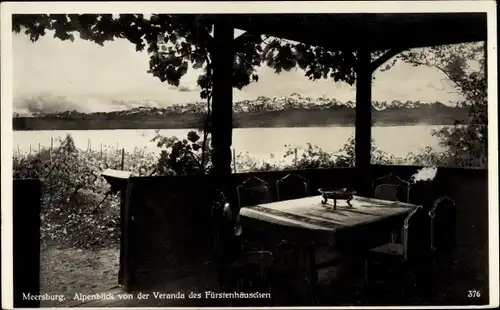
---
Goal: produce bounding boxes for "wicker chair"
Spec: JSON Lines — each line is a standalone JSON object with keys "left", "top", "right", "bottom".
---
{"left": 276, "top": 173, "right": 310, "bottom": 201}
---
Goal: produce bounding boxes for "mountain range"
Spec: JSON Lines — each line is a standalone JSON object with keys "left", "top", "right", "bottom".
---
{"left": 12, "top": 93, "right": 469, "bottom": 130}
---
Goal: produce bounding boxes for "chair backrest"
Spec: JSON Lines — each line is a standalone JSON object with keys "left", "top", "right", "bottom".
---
{"left": 429, "top": 196, "right": 457, "bottom": 256}
{"left": 237, "top": 176, "right": 272, "bottom": 208}
{"left": 211, "top": 190, "right": 243, "bottom": 263}
{"left": 276, "top": 173, "right": 310, "bottom": 201}
{"left": 408, "top": 181, "right": 438, "bottom": 209}
{"left": 401, "top": 205, "right": 433, "bottom": 260}
{"left": 373, "top": 174, "right": 410, "bottom": 202}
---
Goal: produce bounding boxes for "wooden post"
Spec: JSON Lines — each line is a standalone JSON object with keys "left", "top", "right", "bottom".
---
{"left": 17, "top": 145, "right": 21, "bottom": 157}
{"left": 38, "top": 143, "right": 40, "bottom": 154}
{"left": 100, "top": 143, "right": 103, "bottom": 160}
{"left": 29, "top": 145, "right": 31, "bottom": 156}
{"left": 119, "top": 181, "right": 128, "bottom": 287}
{"left": 294, "top": 148, "right": 298, "bottom": 166}
{"left": 355, "top": 47, "right": 373, "bottom": 197}
{"left": 121, "top": 148, "right": 125, "bottom": 170}
{"left": 211, "top": 17, "right": 234, "bottom": 189}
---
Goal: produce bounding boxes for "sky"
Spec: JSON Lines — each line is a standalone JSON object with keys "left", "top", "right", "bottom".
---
{"left": 12, "top": 29, "right": 464, "bottom": 113}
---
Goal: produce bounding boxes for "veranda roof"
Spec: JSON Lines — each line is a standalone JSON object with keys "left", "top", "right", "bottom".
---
{"left": 230, "top": 13, "right": 486, "bottom": 50}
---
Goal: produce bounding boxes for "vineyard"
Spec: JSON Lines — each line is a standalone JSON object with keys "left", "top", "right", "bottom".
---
{"left": 13, "top": 135, "right": 158, "bottom": 249}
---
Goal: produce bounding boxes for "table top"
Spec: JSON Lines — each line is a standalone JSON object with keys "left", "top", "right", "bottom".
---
{"left": 240, "top": 195, "right": 416, "bottom": 233}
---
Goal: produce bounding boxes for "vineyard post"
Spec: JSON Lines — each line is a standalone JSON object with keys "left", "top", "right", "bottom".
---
{"left": 121, "top": 148, "right": 125, "bottom": 170}
{"left": 50, "top": 137, "right": 53, "bottom": 161}
{"left": 232, "top": 149, "right": 236, "bottom": 173}
{"left": 17, "top": 145, "right": 20, "bottom": 157}
{"left": 29, "top": 145, "right": 31, "bottom": 156}
{"left": 100, "top": 142, "right": 103, "bottom": 160}
{"left": 294, "top": 148, "right": 298, "bottom": 166}
{"left": 38, "top": 143, "right": 41, "bottom": 154}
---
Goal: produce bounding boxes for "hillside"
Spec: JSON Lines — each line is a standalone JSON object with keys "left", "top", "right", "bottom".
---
{"left": 12, "top": 94, "right": 469, "bottom": 130}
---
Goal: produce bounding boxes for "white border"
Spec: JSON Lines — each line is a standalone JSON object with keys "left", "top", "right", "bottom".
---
{"left": 1, "top": 1, "right": 498, "bottom": 309}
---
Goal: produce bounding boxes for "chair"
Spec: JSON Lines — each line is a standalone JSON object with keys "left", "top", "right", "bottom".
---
{"left": 408, "top": 181, "right": 438, "bottom": 210}
{"left": 211, "top": 189, "right": 275, "bottom": 301}
{"left": 429, "top": 196, "right": 456, "bottom": 260}
{"left": 364, "top": 205, "right": 433, "bottom": 296}
{"left": 373, "top": 173, "right": 410, "bottom": 203}
{"left": 427, "top": 196, "right": 457, "bottom": 297}
{"left": 236, "top": 177, "right": 272, "bottom": 251}
{"left": 276, "top": 173, "right": 320, "bottom": 287}
{"left": 276, "top": 173, "right": 310, "bottom": 201}
{"left": 373, "top": 174, "right": 411, "bottom": 243}
{"left": 237, "top": 176, "right": 272, "bottom": 208}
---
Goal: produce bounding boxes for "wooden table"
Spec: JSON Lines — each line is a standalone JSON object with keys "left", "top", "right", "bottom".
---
{"left": 240, "top": 195, "right": 417, "bottom": 291}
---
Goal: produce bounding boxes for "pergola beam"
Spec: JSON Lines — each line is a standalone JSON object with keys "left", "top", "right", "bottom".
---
{"left": 230, "top": 13, "right": 486, "bottom": 51}
{"left": 370, "top": 48, "right": 406, "bottom": 73}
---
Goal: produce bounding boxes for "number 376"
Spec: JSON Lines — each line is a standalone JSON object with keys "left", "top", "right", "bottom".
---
{"left": 468, "top": 290, "right": 481, "bottom": 298}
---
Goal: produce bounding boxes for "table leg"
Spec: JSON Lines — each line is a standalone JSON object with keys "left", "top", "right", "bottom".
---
{"left": 390, "top": 231, "right": 397, "bottom": 243}
{"left": 306, "top": 245, "right": 319, "bottom": 302}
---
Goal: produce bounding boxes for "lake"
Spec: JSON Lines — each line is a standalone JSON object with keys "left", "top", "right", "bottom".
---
{"left": 13, "top": 125, "right": 448, "bottom": 164}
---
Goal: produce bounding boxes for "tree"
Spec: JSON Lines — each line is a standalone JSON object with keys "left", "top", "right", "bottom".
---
{"left": 389, "top": 43, "right": 487, "bottom": 167}
{"left": 12, "top": 14, "right": 401, "bottom": 103}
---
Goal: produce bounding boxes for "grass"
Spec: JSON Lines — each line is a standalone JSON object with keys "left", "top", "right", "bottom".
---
{"left": 39, "top": 244, "right": 120, "bottom": 307}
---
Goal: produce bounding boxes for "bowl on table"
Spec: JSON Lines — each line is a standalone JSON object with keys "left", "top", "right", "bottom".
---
{"left": 318, "top": 188, "right": 357, "bottom": 209}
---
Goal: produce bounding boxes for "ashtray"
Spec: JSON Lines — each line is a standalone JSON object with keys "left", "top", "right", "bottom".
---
{"left": 318, "top": 188, "right": 357, "bottom": 209}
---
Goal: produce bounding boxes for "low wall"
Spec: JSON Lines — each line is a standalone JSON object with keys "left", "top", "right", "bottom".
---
{"left": 123, "top": 165, "right": 489, "bottom": 296}
{"left": 122, "top": 175, "right": 214, "bottom": 291}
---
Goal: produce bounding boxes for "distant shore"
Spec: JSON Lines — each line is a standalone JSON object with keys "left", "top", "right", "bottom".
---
{"left": 13, "top": 107, "right": 469, "bottom": 130}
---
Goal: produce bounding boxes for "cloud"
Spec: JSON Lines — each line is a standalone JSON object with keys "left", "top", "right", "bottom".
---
{"left": 12, "top": 31, "right": 466, "bottom": 109}
{"left": 178, "top": 86, "right": 195, "bottom": 92}
{"left": 166, "top": 85, "right": 195, "bottom": 92}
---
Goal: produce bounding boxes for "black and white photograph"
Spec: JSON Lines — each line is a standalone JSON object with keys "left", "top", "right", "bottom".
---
{"left": 1, "top": 1, "right": 498, "bottom": 308}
